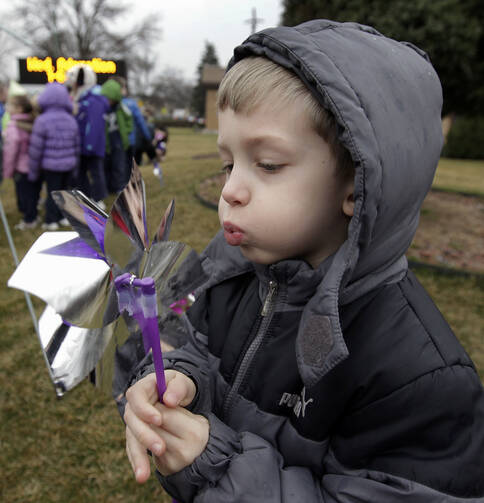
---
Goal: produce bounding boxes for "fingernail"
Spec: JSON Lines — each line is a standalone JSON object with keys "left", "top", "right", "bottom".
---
{"left": 153, "top": 443, "right": 163, "bottom": 456}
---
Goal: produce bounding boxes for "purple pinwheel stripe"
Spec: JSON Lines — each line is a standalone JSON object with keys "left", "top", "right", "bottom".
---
{"left": 83, "top": 206, "right": 107, "bottom": 254}
{"left": 40, "top": 237, "right": 103, "bottom": 261}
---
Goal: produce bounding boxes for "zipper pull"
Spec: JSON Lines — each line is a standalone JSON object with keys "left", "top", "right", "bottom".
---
{"left": 261, "top": 280, "right": 277, "bottom": 316}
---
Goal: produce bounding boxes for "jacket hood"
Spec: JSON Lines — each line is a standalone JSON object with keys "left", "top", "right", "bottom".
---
{"left": 37, "top": 83, "right": 73, "bottom": 113}
{"left": 65, "top": 64, "right": 97, "bottom": 102}
{"left": 100, "top": 79, "right": 122, "bottom": 102}
{"left": 203, "top": 20, "right": 443, "bottom": 387}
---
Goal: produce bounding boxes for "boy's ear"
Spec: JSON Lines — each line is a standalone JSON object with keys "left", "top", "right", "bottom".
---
{"left": 342, "top": 182, "right": 354, "bottom": 218}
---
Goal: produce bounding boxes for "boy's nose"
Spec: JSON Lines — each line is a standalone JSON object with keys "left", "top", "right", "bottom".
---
{"left": 221, "top": 169, "right": 250, "bottom": 206}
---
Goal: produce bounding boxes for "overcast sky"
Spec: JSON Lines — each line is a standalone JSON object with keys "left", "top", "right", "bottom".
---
{"left": 131, "top": 0, "right": 283, "bottom": 81}
{"left": 0, "top": 1, "right": 283, "bottom": 83}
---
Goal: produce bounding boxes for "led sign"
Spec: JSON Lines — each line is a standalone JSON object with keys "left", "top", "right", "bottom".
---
{"left": 18, "top": 57, "right": 127, "bottom": 84}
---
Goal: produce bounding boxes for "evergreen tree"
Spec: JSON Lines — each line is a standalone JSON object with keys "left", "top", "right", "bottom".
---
{"left": 191, "top": 41, "right": 220, "bottom": 118}
{"left": 281, "top": 0, "right": 484, "bottom": 115}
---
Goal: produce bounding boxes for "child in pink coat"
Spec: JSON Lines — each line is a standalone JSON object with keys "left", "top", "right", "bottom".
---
{"left": 3, "top": 94, "right": 40, "bottom": 230}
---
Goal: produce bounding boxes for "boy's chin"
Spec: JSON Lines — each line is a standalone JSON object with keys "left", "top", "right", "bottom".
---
{"left": 239, "top": 245, "right": 283, "bottom": 266}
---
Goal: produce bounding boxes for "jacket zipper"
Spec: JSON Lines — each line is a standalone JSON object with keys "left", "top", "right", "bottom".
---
{"left": 222, "top": 280, "right": 278, "bottom": 421}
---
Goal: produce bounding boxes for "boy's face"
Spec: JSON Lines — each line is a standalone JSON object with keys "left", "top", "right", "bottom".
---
{"left": 217, "top": 101, "right": 354, "bottom": 268}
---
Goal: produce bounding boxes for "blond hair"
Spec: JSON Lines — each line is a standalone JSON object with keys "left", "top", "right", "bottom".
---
{"left": 217, "top": 57, "right": 354, "bottom": 179}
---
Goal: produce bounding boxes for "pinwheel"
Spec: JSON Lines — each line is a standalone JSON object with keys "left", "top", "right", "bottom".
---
{"left": 8, "top": 164, "right": 206, "bottom": 400}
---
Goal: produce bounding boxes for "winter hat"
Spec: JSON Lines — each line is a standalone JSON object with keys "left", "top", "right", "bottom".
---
{"left": 65, "top": 64, "right": 97, "bottom": 101}
{"left": 100, "top": 79, "right": 122, "bottom": 103}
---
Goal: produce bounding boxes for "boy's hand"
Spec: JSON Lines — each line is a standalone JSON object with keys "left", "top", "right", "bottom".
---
{"left": 124, "top": 370, "right": 198, "bottom": 483}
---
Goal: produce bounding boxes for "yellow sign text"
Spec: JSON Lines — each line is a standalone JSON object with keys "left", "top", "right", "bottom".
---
{"left": 26, "top": 57, "right": 117, "bottom": 83}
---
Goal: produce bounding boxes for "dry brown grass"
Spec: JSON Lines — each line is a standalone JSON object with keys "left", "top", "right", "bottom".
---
{"left": 409, "top": 191, "right": 484, "bottom": 273}
{"left": 0, "top": 127, "right": 220, "bottom": 503}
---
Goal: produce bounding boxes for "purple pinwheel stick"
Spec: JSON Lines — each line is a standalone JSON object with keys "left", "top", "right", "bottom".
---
{"left": 115, "top": 273, "right": 167, "bottom": 401}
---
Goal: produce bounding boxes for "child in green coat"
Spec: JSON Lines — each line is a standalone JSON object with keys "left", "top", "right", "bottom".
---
{"left": 100, "top": 79, "right": 133, "bottom": 193}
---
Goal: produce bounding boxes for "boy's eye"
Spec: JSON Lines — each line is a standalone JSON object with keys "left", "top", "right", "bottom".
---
{"left": 221, "top": 164, "right": 233, "bottom": 174}
{"left": 258, "top": 163, "right": 283, "bottom": 172}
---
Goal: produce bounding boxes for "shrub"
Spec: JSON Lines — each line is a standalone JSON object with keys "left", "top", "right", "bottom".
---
{"left": 443, "top": 116, "right": 484, "bottom": 160}
{"left": 154, "top": 118, "right": 196, "bottom": 128}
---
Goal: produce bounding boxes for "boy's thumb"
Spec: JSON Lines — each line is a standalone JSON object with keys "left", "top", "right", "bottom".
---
{"left": 163, "top": 371, "right": 195, "bottom": 407}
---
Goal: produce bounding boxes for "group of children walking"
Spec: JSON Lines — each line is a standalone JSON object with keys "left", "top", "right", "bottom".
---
{"left": 1, "top": 64, "right": 167, "bottom": 231}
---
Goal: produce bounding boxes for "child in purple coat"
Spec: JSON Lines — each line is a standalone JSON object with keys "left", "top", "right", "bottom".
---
{"left": 65, "top": 65, "right": 109, "bottom": 209}
{"left": 29, "top": 83, "right": 80, "bottom": 230}
{"left": 2, "top": 94, "right": 40, "bottom": 230}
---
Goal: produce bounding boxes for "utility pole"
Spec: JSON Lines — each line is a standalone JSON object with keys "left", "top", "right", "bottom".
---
{"left": 245, "top": 7, "right": 264, "bottom": 35}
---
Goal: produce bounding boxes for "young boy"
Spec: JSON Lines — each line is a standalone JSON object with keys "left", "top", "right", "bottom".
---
{"left": 122, "top": 20, "right": 484, "bottom": 501}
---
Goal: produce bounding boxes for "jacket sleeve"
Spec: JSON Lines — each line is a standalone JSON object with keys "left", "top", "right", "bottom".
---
{"left": 28, "top": 118, "right": 45, "bottom": 181}
{"left": 2, "top": 126, "right": 20, "bottom": 178}
{"left": 131, "top": 101, "right": 152, "bottom": 140}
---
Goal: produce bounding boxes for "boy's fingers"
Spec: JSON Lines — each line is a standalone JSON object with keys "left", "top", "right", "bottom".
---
{"left": 124, "top": 403, "right": 165, "bottom": 456}
{"left": 152, "top": 429, "right": 182, "bottom": 476}
{"left": 125, "top": 374, "right": 162, "bottom": 425}
{"left": 126, "top": 426, "right": 152, "bottom": 483}
{"left": 150, "top": 410, "right": 209, "bottom": 476}
{"left": 154, "top": 405, "right": 208, "bottom": 439}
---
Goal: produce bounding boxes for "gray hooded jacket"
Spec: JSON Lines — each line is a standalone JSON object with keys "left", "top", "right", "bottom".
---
{"left": 140, "top": 20, "right": 484, "bottom": 502}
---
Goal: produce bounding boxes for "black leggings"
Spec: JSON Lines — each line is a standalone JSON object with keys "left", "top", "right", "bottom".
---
{"left": 43, "top": 169, "right": 72, "bottom": 223}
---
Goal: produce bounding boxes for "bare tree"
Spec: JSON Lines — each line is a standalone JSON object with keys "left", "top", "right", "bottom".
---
{"left": 129, "top": 53, "right": 157, "bottom": 96}
{"left": 0, "top": 31, "right": 21, "bottom": 81}
{"left": 149, "top": 67, "right": 193, "bottom": 111}
{"left": 7, "top": 0, "right": 161, "bottom": 90}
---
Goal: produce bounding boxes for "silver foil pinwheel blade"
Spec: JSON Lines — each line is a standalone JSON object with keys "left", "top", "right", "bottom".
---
{"left": 152, "top": 199, "right": 175, "bottom": 244}
{"left": 8, "top": 231, "right": 119, "bottom": 329}
{"left": 103, "top": 163, "right": 149, "bottom": 274}
{"left": 51, "top": 189, "right": 109, "bottom": 256}
{"left": 38, "top": 305, "right": 117, "bottom": 395}
{"left": 143, "top": 241, "right": 207, "bottom": 310}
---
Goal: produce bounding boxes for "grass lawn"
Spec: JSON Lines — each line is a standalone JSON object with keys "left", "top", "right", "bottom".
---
{"left": 434, "top": 157, "right": 484, "bottom": 196}
{"left": 0, "top": 127, "right": 483, "bottom": 502}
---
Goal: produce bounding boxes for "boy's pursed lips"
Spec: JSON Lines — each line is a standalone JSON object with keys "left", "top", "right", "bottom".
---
{"left": 223, "top": 221, "right": 245, "bottom": 246}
